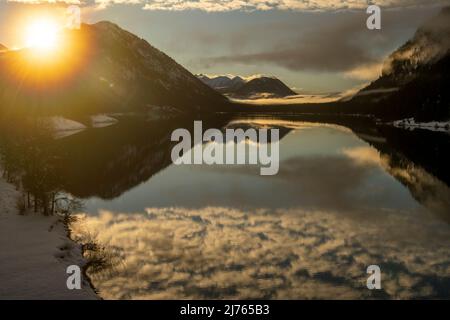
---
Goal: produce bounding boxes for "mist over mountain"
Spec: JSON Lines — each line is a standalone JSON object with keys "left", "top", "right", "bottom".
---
{"left": 198, "top": 74, "right": 296, "bottom": 99}
{"left": 350, "top": 7, "right": 450, "bottom": 121}
{"left": 0, "top": 21, "right": 228, "bottom": 118}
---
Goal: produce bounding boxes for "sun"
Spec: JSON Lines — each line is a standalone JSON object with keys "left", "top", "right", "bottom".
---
{"left": 25, "top": 19, "right": 60, "bottom": 51}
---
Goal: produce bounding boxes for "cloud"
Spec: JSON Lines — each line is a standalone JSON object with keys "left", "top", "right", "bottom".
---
{"left": 344, "top": 62, "right": 383, "bottom": 80}
{"left": 71, "top": 205, "right": 450, "bottom": 299}
{"left": 6, "top": 0, "right": 81, "bottom": 3}
{"left": 141, "top": 1, "right": 450, "bottom": 12}
{"left": 193, "top": 13, "right": 389, "bottom": 74}
{"left": 342, "top": 146, "right": 383, "bottom": 166}
{"left": 191, "top": 5, "right": 444, "bottom": 76}
{"left": 5, "top": 0, "right": 449, "bottom": 11}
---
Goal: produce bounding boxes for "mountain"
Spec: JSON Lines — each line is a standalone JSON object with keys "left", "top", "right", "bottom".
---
{"left": 197, "top": 74, "right": 245, "bottom": 92}
{"left": 233, "top": 77, "right": 297, "bottom": 99}
{"left": 349, "top": 7, "right": 450, "bottom": 121}
{"left": 0, "top": 21, "right": 228, "bottom": 118}
{"left": 198, "top": 74, "right": 296, "bottom": 99}
{"left": 0, "top": 44, "right": 6, "bottom": 51}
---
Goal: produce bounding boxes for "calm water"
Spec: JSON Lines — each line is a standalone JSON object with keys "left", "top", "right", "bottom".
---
{"left": 66, "top": 115, "right": 450, "bottom": 299}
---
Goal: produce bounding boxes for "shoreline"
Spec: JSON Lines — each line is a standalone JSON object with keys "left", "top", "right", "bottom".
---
{"left": 63, "top": 215, "right": 101, "bottom": 299}
{"left": 0, "top": 175, "right": 98, "bottom": 300}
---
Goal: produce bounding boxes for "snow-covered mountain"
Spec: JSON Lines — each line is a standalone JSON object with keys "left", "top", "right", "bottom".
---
{"left": 233, "top": 77, "right": 297, "bottom": 99}
{"left": 350, "top": 7, "right": 450, "bottom": 121}
{"left": 198, "top": 74, "right": 296, "bottom": 99}
{"left": 0, "top": 21, "right": 228, "bottom": 117}
{"left": 197, "top": 74, "right": 245, "bottom": 92}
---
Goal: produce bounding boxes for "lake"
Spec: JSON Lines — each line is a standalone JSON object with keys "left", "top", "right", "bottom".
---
{"left": 65, "top": 115, "right": 450, "bottom": 299}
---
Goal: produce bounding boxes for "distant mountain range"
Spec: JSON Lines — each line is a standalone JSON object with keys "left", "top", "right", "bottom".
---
{"left": 198, "top": 74, "right": 297, "bottom": 99}
{"left": 0, "top": 22, "right": 228, "bottom": 118}
{"left": 197, "top": 74, "right": 245, "bottom": 92}
{"left": 349, "top": 7, "right": 450, "bottom": 121}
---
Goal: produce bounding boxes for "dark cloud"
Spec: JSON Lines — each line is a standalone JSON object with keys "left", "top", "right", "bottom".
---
{"left": 194, "top": 7, "right": 444, "bottom": 73}
{"left": 200, "top": 16, "right": 377, "bottom": 72}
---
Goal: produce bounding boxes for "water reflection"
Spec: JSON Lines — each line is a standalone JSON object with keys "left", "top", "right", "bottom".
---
{"left": 71, "top": 205, "right": 450, "bottom": 299}
{"left": 65, "top": 115, "right": 450, "bottom": 299}
{"left": 53, "top": 116, "right": 232, "bottom": 199}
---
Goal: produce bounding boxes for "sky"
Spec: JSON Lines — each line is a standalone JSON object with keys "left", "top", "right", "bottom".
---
{"left": 0, "top": 0, "right": 448, "bottom": 93}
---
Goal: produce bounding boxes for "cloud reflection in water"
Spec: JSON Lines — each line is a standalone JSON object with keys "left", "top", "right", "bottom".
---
{"left": 72, "top": 205, "right": 450, "bottom": 299}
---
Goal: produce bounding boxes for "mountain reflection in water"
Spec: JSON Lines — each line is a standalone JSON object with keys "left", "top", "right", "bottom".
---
{"left": 62, "top": 115, "right": 450, "bottom": 299}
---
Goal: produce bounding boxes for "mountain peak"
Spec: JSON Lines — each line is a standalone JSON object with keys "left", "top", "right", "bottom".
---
{"left": 197, "top": 74, "right": 295, "bottom": 99}
{"left": 233, "top": 76, "right": 296, "bottom": 99}
{"left": 93, "top": 20, "right": 121, "bottom": 28}
{"left": 349, "top": 7, "right": 450, "bottom": 121}
{"left": 91, "top": 21, "right": 128, "bottom": 35}
{"left": 382, "top": 6, "right": 450, "bottom": 77}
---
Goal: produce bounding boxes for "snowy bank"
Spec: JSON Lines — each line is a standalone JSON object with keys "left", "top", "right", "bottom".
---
{"left": 91, "top": 114, "right": 118, "bottom": 128}
{"left": 42, "top": 115, "right": 119, "bottom": 138}
{"left": 0, "top": 177, "right": 97, "bottom": 300}
{"left": 392, "top": 118, "right": 450, "bottom": 133}
{"left": 44, "top": 116, "right": 87, "bottom": 139}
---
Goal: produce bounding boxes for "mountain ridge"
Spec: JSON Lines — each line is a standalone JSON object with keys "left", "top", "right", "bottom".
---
{"left": 0, "top": 21, "right": 228, "bottom": 118}
{"left": 198, "top": 74, "right": 296, "bottom": 99}
{"left": 349, "top": 7, "right": 450, "bottom": 121}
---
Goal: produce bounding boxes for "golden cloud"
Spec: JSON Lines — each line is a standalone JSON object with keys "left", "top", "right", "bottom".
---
{"left": 5, "top": 0, "right": 449, "bottom": 12}
{"left": 71, "top": 205, "right": 450, "bottom": 299}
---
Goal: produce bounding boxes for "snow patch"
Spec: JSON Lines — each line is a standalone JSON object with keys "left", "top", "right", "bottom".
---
{"left": 392, "top": 118, "right": 450, "bottom": 133}
{"left": 45, "top": 116, "right": 87, "bottom": 139}
{"left": 91, "top": 114, "right": 118, "bottom": 128}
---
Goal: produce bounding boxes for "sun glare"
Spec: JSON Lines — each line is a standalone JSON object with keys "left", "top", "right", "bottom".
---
{"left": 7, "top": 15, "right": 89, "bottom": 88}
{"left": 25, "top": 19, "right": 60, "bottom": 51}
